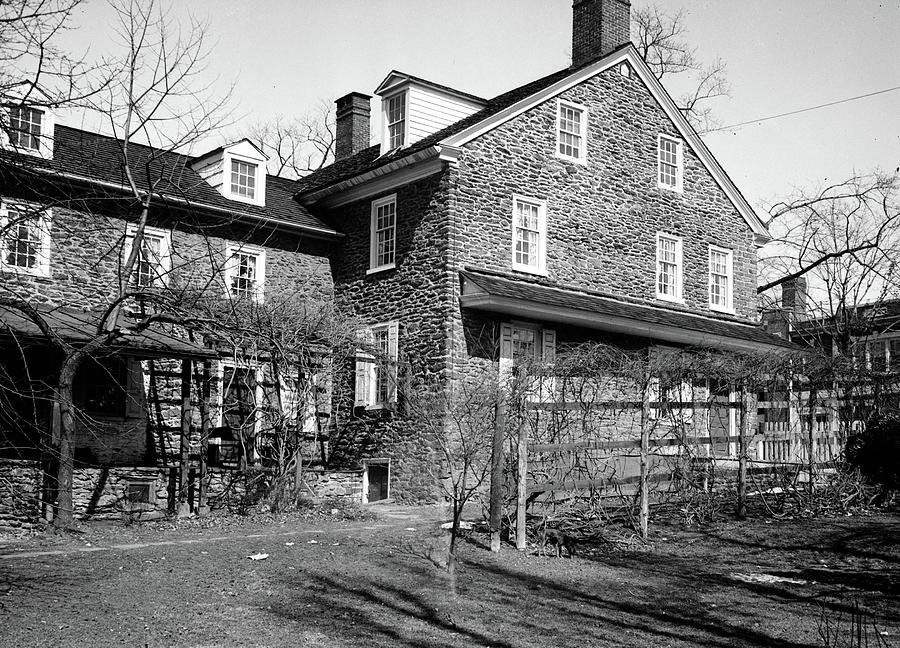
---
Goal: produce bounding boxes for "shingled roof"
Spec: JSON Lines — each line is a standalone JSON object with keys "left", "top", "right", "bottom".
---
{"left": 460, "top": 269, "right": 796, "bottom": 352}
{"left": 2, "top": 125, "right": 339, "bottom": 237}
{"left": 294, "top": 53, "right": 601, "bottom": 196}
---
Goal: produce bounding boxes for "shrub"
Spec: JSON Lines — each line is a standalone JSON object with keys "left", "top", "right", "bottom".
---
{"left": 845, "top": 414, "right": 900, "bottom": 492}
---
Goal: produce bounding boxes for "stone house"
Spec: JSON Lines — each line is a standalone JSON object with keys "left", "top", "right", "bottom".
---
{"left": 0, "top": 124, "right": 347, "bottom": 525}
{"left": 295, "top": 0, "right": 793, "bottom": 500}
{"left": 0, "top": 0, "right": 796, "bottom": 527}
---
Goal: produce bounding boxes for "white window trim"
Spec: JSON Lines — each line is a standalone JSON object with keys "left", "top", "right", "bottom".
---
{"left": 708, "top": 245, "right": 734, "bottom": 314}
{"left": 355, "top": 321, "right": 399, "bottom": 409}
{"left": 224, "top": 243, "right": 266, "bottom": 303}
{"left": 124, "top": 224, "right": 172, "bottom": 288}
{"left": 2, "top": 104, "right": 54, "bottom": 159}
{"left": 511, "top": 194, "right": 548, "bottom": 276}
{"left": 555, "top": 99, "right": 588, "bottom": 165}
{"left": 368, "top": 193, "right": 397, "bottom": 274}
{"left": 380, "top": 90, "right": 409, "bottom": 156}
{"left": 657, "top": 134, "right": 683, "bottom": 193}
{"left": 222, "top": 151, "right": 266, "bottom": 207}
{"left": 655, "top": 232, "right": 684, "bottom": 303}
{"left": 0, "top": 199, "right": 52, "bottom": 277}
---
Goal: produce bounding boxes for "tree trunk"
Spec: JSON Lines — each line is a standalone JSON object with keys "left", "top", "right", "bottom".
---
{"left": 54, "top": 359, "right": 81, "bottom": 527}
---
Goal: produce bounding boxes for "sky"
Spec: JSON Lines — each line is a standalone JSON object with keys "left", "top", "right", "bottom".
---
{"left": 55, "top": 0, "right": 900, "bottom": 217}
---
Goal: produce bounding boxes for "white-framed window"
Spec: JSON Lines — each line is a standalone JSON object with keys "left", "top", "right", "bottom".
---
{"left": 512, "top": 195, "right": 547, "bottom": 275}
{"left": 125, "top": 225, "right": 172, "bottom": 289}
{"left": 355, "top": 321, "right": 399, "bottom": 409}
{"left": 384, "top": 92, "right": 407, "bottom": 151}
{"left": 4, "top": 104, "right": 53, "bottom": 159}
{"left": 556, "top": 100, "right": 587, "bottom": 164}
{"left": 499, "top": 323, "right": 556, "bottom": 398}
{"left": 369, "top": 194, "right": 396, "bottom": 273}
{"left": 230, "top": 159, "right": 257, "bottom": 200}
{"left": 9, "top": 106, "right": 42, "bottom": 151}
{"left": 224, "top": 244, "right": 265, "bottom": 302}
{"left": 221, "top": 151, "right": 266, "bottom": 206}
{"left": 708, "top": 246, "right": 734, "bottom": 313}
{"left": 0, "top": 200, "right": 51, "bottom": 277}
{"left": 657, "top": 134, "right": 683, "bottom": 192}
{"left": 656, "top": 232, "right": 683, "bottom": 302}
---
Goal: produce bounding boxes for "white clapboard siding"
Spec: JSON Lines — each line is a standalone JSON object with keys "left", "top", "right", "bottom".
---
{"left": 407, "top": 84, "right": 483, "bottom": 144}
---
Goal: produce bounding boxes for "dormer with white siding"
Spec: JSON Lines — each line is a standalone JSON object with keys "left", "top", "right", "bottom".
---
{"left": 191, "top": 139, "right": 269, "bottom": 207}
{"left": 374, "top": 72, "right": 486, "bottom": 156}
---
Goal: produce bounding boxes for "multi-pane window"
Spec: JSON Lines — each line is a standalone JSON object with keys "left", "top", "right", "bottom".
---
{"left": 709, "top": 247, "right": 733, "bottom": 311}
{"left": 386, "top": 93, "right": 406, "bottom": 149}
{"left": 225, "top": 245, "right": 265, "bottom": 301}
{"left": 369, "top": 195, "right": 396, "bottom": 271}
{"left": 0, "top": 203, "right": 50, "bottom": 276}
{"left": 230, "top": 159, "right": 257, "bottom": 200}
{"left": 869, "top": 340, "right": 888, "bottom": 373}
{"left": 658, "top": 135, "right": 681, "bottom": 190}
{"left": 373, "top": 326, "right": 391, "bottom": 405}
{"left": 355, "top": 321, "right": 399, "bottom": 408}
{"left": 656, "top": 233, "right": 682, "bottom": 301}
{"left": 9, "top": 106, "right": 42, "bottom": 151}
{"left": 512, "top": 196, "right": 546, "bottom": 274}
{"left": 128, "top": 227, "right": 170, "bottom": 289}
{"left": 557, "top": 101, "right": 586, "bottom": 162}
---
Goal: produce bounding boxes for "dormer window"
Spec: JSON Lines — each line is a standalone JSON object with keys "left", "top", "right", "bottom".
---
{"left": 230, "top": 159, "right": 257, "bottom": 200}
{"left": 385, "top": 92, "right": 406, "bottom": 150}
{"left": 10, "top": 106, "right": 42, "bottom": 151}
{"left": 191, "top": 140, "right": 268, "bottom": 207}
{"left": 3, "top": 104, "right": 53, "bottom": 159}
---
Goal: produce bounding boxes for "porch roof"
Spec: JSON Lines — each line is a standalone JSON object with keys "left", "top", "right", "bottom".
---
{"left": 0, "top": 305, "right": 217, "bottom": 359}
{"left": 459, "top": 270, "right": 797, "bottom": 353}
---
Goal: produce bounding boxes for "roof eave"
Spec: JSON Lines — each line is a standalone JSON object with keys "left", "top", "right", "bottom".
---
{"left": 25, "top": 166, "right": 343, "bottom": 240}
{"left": 460, "top": 292, "right": 792, "bottom": 353}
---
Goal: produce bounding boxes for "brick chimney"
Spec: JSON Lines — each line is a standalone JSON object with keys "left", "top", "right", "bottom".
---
{"left": 782, "top": 276, "right": 808, "bottom": 323}
{"left": 572, "top": 0, "right": 631, "bottom": 68}
{"left": 334, "top": 92, "right": 371, "bottom": 160}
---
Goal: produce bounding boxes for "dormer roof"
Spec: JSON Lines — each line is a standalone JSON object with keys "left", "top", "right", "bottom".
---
{"left": 374, "top": 71, "right": 487, "bottom": 105}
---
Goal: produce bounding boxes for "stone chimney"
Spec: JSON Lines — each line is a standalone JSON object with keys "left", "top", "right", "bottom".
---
{"left": 334, "top": 92, "right": 371, "bottom": 161}
{"left": 572, "top": 0, "right": 631, "bottom": 68}
{"left": 782, "top": 276, "right": 808, "bottom": 323}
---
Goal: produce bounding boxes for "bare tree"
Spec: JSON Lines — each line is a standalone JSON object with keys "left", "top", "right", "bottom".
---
{"left": 0, "top": 0, "right": 233, "bottom": 526}
{"left": 632, "top": 4, "right": 729, "bottom": 132}
{"left": 240, "top": 101, "right": 334, "bottom": 179}
{"left": 0, "top": 0, "right": 94, "bottom": 102}
{"left": 758, "top": 172, "right": 900, "bottom": 315}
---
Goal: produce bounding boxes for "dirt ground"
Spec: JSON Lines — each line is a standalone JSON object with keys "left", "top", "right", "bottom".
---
{"left": 1, "top": 506, "right": 898, "bottom": 648}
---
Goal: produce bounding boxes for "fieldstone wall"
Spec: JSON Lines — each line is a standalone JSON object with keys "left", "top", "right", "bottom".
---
{"left": 0, "top": 460, "right": 43, "bottom": 534}
{"left": 325, "top": 172, "right": 454, "bottom": 503}
{"left": 451, "top": 64, "right": 759, "bottom": 321}
{"left": 71, "top": 466, "right": 169, "bottom": 520}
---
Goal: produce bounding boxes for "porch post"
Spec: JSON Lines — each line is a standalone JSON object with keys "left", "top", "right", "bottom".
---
{"left": 178, "top": 358, "right": 192, "bottom": 516}
{"left": 489, "top": 396, "right": 507, "bottom": 552}
{"left": 198, "top": 360, "right": 211, "bottom": 513}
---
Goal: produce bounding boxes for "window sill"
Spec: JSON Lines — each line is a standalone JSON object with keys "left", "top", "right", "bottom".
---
{"left": 657, "top": 182, "right": 684, "bottom": 194}
{"left": 366, "top": 263, "right": 396, "bottom": 276}
{"left": 655, "top": 294, "right": 685, "bottom": 305}
{"left": 511, "top": 264, "right": 548, "bottom": 277}
{"left": 555, "top": 152, "right": 586, "bottom": 166}
{"left": 709, "top": 304, "right": 735, "bottom": 315}
{"left": 0, "top": 266, "right": 51, "bottom": 279}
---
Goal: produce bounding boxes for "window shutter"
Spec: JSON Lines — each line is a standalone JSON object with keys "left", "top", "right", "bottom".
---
{"left": 387, "top": 321, "right": 399, "bottom": 404}
{"left": 354, "top": 328, "right": 374, "bottom": 408}
{"left": 541, "top": 329, "right": 556, "bottom": 363}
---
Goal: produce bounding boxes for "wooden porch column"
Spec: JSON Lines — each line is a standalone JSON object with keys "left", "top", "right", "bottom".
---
{"left": 489, "top": 396, "right": 507, "bottom": 552}
{"left": 515, "top": 410, "right": 528, "bottom": 552}
{"left": 197, "top": 360, "right": 211, "bottom": 513}
{"left": 639, "top": 373, "right": 651, "bottom": 541}
{"left": 178, "top": 358, "right": 193, "bottom": 516}
{"left": 737, "top": 384, "right": 750, "bottom": 519}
